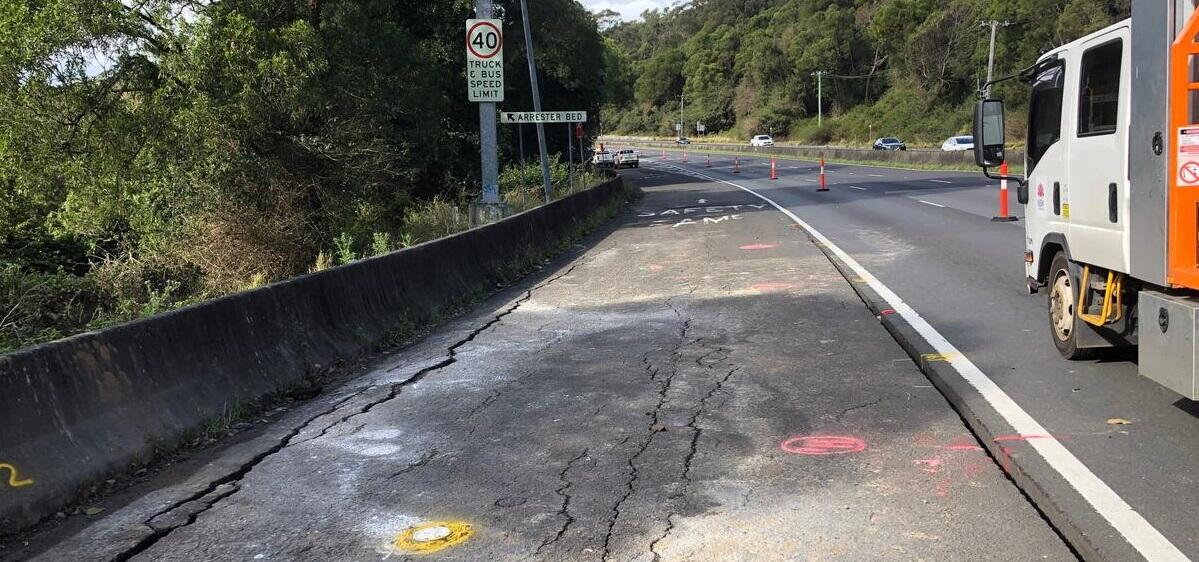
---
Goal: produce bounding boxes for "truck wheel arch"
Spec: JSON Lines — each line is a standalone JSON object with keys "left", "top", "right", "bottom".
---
{"left": 1038, "top": 234, "right": 1071, "bottom": 285}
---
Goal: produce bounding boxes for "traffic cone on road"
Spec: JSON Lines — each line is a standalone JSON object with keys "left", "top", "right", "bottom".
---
{"left": 705, "top": 154, "right": 711, "bottom": 168}
{"left": 661, "top": 148, "right": 666, "bottom": 160}
{"left": 682, "top": 151, "right": 688, "bottom": 163}
{"left": 992, "top": 161, "right": 1019, "bottom": 222}
{"left": 770, "top": 158, "right": 778, "bottom": 180}
{"left": 817, "top": 157, "right": 829, "bottom": 192}
{"left": 733, "top": 157, "right": 741, "bottom": 174}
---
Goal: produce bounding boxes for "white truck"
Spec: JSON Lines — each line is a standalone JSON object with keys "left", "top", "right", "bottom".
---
{"left": 973, "top": 1, "right": 1199, "bottom": 398}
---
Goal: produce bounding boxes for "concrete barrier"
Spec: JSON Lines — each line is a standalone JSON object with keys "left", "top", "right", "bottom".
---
{"left": 604, "top": 137, "right": 1025, "bottom": 169}
{"left": 0, "top": 176, "right": 632, "bottom": 534}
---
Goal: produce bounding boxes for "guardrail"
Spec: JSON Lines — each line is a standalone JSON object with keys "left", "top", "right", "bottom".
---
{"left": 0, "top": 175, "right": 632, "bottom": 534}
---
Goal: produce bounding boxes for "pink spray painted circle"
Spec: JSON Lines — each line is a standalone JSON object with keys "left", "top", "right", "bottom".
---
{"left": 781, "top": 435, "right": 867, "bottom": 456}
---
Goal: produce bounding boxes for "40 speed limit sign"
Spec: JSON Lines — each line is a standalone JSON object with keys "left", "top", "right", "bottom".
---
{"left": 466, "top": 19, "right": 503, "bottom": 102}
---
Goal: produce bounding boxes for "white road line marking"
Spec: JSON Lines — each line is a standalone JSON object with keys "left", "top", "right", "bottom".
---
{"left": 686, "top": 169, "right": 1190, "bottom": 562}
{"left": 869, "top": 174, "right": 885, "bottom": 177}
{"left": 848, "top": 186, "right": 867, "bottom": 191}
{"left": 918, "top": 200, "right": 946, "bottom": 208}
{"left": 930, "top": 179, "right": 953, "bottom": 184}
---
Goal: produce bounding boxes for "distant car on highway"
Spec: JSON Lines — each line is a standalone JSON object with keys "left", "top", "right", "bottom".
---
{"left": 940, "top": 136, "right": 975, "bottom": 151}
{"left": 675, "top": 137, "right": 691, "bottom": 145}
{"left": 591, "top": 150, "right": 614, "bottom": 167}
{"left": 614, "top": 149, "right": 639, "bottom": 168}
{"left": 872, "top": 137, "right": 907, "bottom": 151}
{"left": 750, "top": 134, "right": 774, "bottom": 147}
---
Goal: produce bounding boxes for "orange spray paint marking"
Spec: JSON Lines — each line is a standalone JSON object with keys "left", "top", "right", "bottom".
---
{"left": 781, "top": 436, "right": 866, "bottom": 455}
{"left": 879, "top": 309, "right": 896, "bottom": 316}
{"left": 0, "top": 464, "right": 33, "bottom": 488}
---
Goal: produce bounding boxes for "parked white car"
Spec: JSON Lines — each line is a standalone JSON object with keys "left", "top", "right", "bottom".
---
{"left": 591, "top": 150, "right": 614, "bottom": 167}
{"left": 614, "top": 149, "right": 639, "bottom": 168}
{"left": 941, "top": 136, "right": 975, "bottom": 151}
{"left": 750, "top": 134, "right": 774, "bottom": 147}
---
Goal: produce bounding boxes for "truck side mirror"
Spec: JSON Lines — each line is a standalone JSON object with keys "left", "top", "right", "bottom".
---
{"left": 974, "top": 99, "right": 1006, "bottom": 168}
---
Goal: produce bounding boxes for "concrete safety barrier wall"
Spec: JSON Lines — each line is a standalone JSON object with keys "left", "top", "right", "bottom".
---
{"left": 0, "top": 175, "right": 631, "bottom": 534}
{"left": 603, "top": 137, "right": 1025, "bottom": 168}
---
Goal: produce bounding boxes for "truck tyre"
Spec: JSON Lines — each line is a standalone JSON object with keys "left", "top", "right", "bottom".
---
{"left": 1047, "top": 252, "right": 1093, "bottom": 359}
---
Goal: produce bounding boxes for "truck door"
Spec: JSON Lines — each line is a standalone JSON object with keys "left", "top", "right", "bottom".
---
{"left": 1024, "top": 60, "right": 1068, "bottom": 283}
{"left": 1066, "top": 27, "right": 1130, "bottom": 273}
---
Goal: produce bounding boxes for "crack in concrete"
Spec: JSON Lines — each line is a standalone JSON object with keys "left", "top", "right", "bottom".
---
{"left": 107, "top": 262, "right": 585, "bottom": 561}
{"left": 649, "top": 365, "right": 741, "bottom": 561}
{"left": 536, "top": 448, "right": 590, "bottom": 554}
{"left": 601, "top": 308, "right": 691, "bottom": 562}
{"left": 834, "top": 397, "right": 882, "bottom": 424}
{"left": 386, "top": 449, "right": 439, "bottom": 480}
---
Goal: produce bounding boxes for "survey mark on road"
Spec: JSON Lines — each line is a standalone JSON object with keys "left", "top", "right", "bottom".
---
{"left": 393, "top": 521, "right": 474, "bottom": 554}
{"left": 781, "top": 435, "right": 867, "bottom": 455}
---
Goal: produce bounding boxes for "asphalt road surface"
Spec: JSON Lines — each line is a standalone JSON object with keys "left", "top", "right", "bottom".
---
{"left": 13, "top": 165, "right": 1072, "bottom": 561}
{"left": 622, "top": 146, "right": 1199, "bottom": 562}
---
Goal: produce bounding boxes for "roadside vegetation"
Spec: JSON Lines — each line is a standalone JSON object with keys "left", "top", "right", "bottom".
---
{"left": 597, "top": 0, "right": 1130, "bottom": 146}
{"left": 0, "top": 0, "right": 610, "bottom": 353}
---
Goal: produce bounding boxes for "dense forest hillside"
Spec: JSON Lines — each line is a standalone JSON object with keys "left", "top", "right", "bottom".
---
{"left": 0, "top": 0, "right": 603, "bottom": 351}
{"left": 599, "top": 0, "right": 1130, "bottom": 144}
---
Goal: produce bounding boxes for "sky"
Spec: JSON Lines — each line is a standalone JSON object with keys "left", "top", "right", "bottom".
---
{"left": 580, "top": 0, "right": 676, "bottom": 21}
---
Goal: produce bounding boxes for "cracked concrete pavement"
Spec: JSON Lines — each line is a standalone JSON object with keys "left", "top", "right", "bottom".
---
{"left": 20, "top": 167, "right": 1075, "bottom": 561}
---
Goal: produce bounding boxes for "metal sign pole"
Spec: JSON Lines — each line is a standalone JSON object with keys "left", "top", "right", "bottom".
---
{"left": 519, "top": 0, "right": 553, "bottom": 202}
{"left": 475, "top": 0, "right": 500, "bottom": 205}
{"left": 567, "top": 124, "right": 574, "bottom": 194}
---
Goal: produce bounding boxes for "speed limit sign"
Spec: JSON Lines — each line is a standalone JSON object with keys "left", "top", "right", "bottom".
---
{"left": 466, "top": 19, "right": 504, "bottom": 102}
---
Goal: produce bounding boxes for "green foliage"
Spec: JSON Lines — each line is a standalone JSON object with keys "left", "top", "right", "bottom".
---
{"left": 333, "top": 233, "right": 356, "bottom": 266}
{"left": 371, "top": 232, "right": 392, "bottom": 257}
{"left": 603, "top": 0, "right": 1131, "bottom": 144}
{"left": 0, "top": 0, "right": 608, "bottom": 352}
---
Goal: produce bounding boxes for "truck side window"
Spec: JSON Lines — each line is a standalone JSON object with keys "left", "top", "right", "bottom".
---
{"left": 1078, "top": 40, "right": 1122, "bottom": 136}
{"left": 1027, "top": 63, "right": 1065, "bottom": 174}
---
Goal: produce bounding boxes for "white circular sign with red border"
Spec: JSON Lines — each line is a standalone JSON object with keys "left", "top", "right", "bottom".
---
{"left": 466, "top": 21, "right": 502, "bottom": 60}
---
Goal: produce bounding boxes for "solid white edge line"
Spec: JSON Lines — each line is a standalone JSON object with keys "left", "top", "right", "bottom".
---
{"left": 684, "top": 168, "right": 1189, "bottom": 562}
{"left": 918, "top": 200, "right": 946, "bottom": 208}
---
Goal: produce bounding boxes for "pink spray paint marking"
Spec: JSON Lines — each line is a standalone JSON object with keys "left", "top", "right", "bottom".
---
{"left": 880, "top": 309, "right": 896, "bottom": 316}
{"left": 940, "top": 444, "right": 984, "bottom": 452}
{"left": 740, "top": 243, "right": 779, "bottom": 251}
{"left": 643, "top": 264, "right": 664, "bottom": 272}
{"left": 914, "top": 457, "right": 943, "bottom": 474}
{"left": 751, "top": 282, "right": 795, "bottom": 292}
{"left": 781, "top": 436, "right": 867, "bottom": 456}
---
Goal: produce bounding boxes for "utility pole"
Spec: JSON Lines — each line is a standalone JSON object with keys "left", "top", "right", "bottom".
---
{"left": 981, "top": 20, "right": 1011, "bottom": 98}
{"left": 811, "top": 71, "right": 825, "bottom": 127}
{"left": 476, "top": 0, "right": 500, "bottom": 205}
{"left": 519, "top": 0, "right": 553, "bottom": 202}
{"left": 678, "top": 90, "right": 685, "bottom": 139}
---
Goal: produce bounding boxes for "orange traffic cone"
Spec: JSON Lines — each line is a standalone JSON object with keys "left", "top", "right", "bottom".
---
{"left": 817, "top": 157, "right": 828, "bottom": 191}
{"left": 733, "top": 157, "right": 741, "bottom": 174}
{"left": 770, "top": 158, "right": 778, "bottom": 180}
{"left": 705, "top": 154, "right": 711, "bottom": 168}
{"left": 682, "top": 151, "right": 688, "bottom": 163}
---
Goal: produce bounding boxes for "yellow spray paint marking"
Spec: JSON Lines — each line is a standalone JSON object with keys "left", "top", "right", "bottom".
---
{"left": 852, "top": 277, "right": 867, "bottom": 283}
{"left": 393, "top": 521, "right": 473, "bottom": 554}
{"left": 920, "top": 352, "right": 957, "bottom": 363}
{"left": 0, "top": 463, "right": 33, "bottom": 488}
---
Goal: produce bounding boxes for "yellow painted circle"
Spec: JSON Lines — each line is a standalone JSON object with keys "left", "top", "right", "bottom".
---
{"left": 394, "top": 521, "right": 473, "bottom": 554}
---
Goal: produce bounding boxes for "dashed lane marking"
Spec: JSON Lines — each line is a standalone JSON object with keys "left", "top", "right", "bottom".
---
{"left": 683, "top": 169, "right": 1191, "bottom": 562}
{"left": 848, "top": 186, "right": 867, "bottom": 191}
{"left": 918, "top": 200, "right": 946, "bottom": 208}
{"left": 929, "top": 179, "right": 953, "bottom": 184}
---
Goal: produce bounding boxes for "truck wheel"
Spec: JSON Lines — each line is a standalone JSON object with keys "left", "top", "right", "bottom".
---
{"left": 1047, "top": 252, "right": 1092, "bottom": 359}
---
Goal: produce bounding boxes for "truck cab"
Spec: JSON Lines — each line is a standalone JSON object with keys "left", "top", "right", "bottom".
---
{"left": 973, "top": 2, "right": 1199, "bottom": 399}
